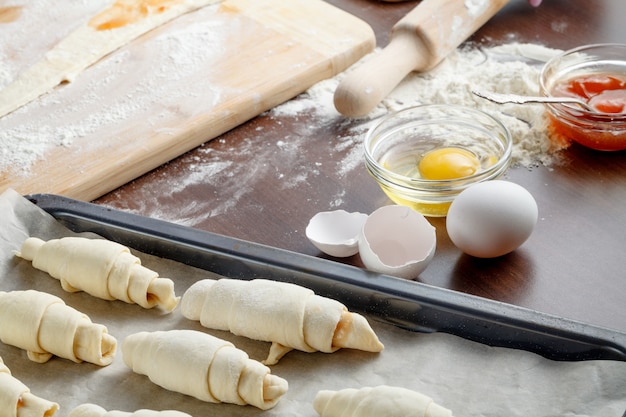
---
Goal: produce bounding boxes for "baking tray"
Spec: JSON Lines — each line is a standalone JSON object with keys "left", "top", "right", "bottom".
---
{"left": 28, "top": 193, "right": 626, "bottom": 362}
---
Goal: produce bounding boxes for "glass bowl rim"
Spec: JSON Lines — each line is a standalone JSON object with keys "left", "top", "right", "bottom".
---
{"left": 363, "top": 104, "right": 513, "bottom": 189}
{"left": 539, "top": 42, "right": 626, "bottom": 120}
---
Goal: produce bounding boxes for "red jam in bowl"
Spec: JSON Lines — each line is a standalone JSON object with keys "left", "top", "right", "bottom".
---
{"left": 541, "top": 44, "right": 626, "bottom": 151}
{"left": 546, "top": 73, "right": 626, "bottom": 151}
{"left": 552, "top": 73, "right": 626, "bottom": 114}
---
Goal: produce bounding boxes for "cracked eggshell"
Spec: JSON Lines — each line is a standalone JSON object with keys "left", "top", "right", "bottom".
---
{"left": 306, "top": 210, "right": 369, "bottom": 257}
{"left": 358, "top": 205, "right": 436, "bottom": 279}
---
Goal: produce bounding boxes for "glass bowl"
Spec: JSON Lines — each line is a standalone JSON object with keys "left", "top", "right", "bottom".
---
{"left": 363, "top": 104, "right": 512, "bottom": 217}
{"left": 540, "top": 43, "right": 626, "bottom": 151}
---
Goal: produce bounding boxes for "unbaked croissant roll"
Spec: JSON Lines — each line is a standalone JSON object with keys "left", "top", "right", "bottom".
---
{"left": 313, "top": 386, "right": 454, "bottom": 417}
{"left": 0, "top": 355, "right": 59, "bottom": 417}
{"left": 69, "top": 404, "right": 190, "bottom": 417}
{"left": 0, "top": 290, "right": 117, "bottom": 366}
{"left": 17, "top": 237, "right": 179, "bottom": 312}
{"left": 181, "top": 278, "right": 384, "bottom": 365}
{"left": 122, "top": 330, "right": 288, "bottom": 410}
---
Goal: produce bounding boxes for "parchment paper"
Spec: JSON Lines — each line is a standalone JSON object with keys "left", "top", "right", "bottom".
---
{"left": 0, "top": 188, "right": 624, "bottom": 417}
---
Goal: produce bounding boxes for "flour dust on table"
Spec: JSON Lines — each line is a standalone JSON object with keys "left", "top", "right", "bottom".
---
{"left": 102, "top": 42, "right": 564, "bottom": 226}
{"left": 271, "top": 42, "right": 565, "bottom": 170}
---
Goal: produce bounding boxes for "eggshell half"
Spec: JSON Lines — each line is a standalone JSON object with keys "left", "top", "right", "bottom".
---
{"left": 306, "top": 210, "right": 368, "bottom": 257}
{"left": 446, "top": 180, "right": 538, "bottom": 258}
{"left": 358, "top": 205, "right": 436, "bottom": 279}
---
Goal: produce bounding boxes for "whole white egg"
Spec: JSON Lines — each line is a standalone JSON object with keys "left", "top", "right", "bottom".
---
{"left": 446, "top": 180, "right": 538, "bottom": 258}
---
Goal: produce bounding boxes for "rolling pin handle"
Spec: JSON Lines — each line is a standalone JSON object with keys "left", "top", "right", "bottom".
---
{"left": 334, "top": 0, "right": 511, "bottom": 118}
{"left": 333, "top": 34, "right": 430, "bottom": 117}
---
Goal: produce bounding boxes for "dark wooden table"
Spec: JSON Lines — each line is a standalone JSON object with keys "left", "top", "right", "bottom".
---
{"left": 96, "top": 0, "right": 626, "bottom": 334}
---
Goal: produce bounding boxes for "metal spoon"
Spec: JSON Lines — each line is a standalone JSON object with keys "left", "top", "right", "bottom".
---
{"left": 472, "top": 90, "right": 598, "bottom": 112}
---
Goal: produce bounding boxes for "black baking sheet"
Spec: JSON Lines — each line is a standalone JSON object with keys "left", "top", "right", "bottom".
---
{"left": 27, "top": 193, "right": 626, "bottom": 362}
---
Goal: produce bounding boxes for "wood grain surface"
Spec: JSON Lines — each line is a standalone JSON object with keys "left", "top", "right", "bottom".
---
{"left": 90, "top": 0, "right": 626, "bottom": 334}
{"left": 0, "top": 0, "right": 375, "bottom": 200}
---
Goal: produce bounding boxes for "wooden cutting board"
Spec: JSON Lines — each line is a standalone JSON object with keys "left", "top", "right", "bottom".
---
{"left": 0, "top": 0, "right": 374, "bottom": 201}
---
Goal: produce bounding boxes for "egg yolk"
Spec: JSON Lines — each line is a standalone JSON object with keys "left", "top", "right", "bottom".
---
{"left": 418, "top": 147, "right": 480, "bottom": 180}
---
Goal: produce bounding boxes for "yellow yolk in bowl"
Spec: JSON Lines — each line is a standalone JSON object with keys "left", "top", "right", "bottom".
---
{"left": 418, "top": 147, "right": 480, "bottom": 180}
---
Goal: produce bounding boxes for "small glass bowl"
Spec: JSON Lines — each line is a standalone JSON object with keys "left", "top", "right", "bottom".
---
{"left": 540, "top": 43, "right": 626, "bottom": 151}
{"left": 363, "top": 104, "right": 512, "bottom": 217}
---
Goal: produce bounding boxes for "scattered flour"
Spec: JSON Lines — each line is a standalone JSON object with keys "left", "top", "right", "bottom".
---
{"left": 0, "top": 0, "right": 227, "bottom": 174}
{"left": 272, "top": 42, "right": 565, "bottom": 170}
{"left": 1, "top": 34, "right": 564, "bottom": 224}
{"left": 106, "top": 42, "right": 565, "bottom": 226}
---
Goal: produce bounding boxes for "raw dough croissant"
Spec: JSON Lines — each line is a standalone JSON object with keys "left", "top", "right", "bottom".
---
{"left": 69, "top": 404, "right": 190, "bottom": 417}
{"left": 122, "top": 330, "right": 288, "bottom": 410}
{"left": 0, "top": 356, "right": 59, "bottom": 417}
{"left": 17, "top": 237, "right": 179, "bottom": 312}
{"left": 181, "top": 278, "right": 384, "bottom": 365}
{"left": 0, "top": 290, "right": 117, "bottom": 366}
{"left": 313, "top": 386, "right": 453, "bottom": 417}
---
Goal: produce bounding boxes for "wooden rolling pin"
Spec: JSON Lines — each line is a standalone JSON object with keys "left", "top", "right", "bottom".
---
{"left": 334, "top": 0, "right": 510, "bottom": 117}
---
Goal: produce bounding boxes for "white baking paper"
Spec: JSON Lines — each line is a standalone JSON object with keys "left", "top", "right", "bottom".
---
{"left": 0, "top": 188, "right": 624, "bottom": 417}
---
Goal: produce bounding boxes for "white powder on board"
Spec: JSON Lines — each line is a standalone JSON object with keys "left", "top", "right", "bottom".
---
{"left": 0, "top": 0, "right": 227, "bottom": 175}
